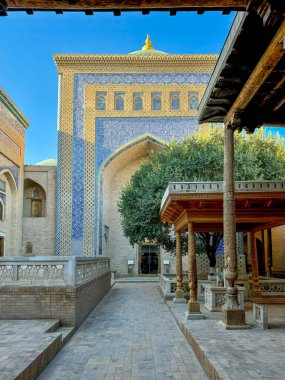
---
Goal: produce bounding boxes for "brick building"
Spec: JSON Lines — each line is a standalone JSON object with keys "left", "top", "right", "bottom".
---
{"left": 0, "top": 37, "right": 284, "bottom": 278}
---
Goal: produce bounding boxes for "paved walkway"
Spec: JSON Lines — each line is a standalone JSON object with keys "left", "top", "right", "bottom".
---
{"left": 168, "top": 300, "right": 285, "bottom": 380}
{"left": 39, "top": 283, "right": 207, "bottom": 380}
{"left": 0, "top": 320, "right": 63, "bottom": 380}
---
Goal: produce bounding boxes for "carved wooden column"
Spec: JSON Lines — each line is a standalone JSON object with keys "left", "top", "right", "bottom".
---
{"left": 186, "top": 222, "right": 204, "bottom": 319}
{"left": 250, "top": 231, "right": 262, "bottom": 298}
{"left": 221, "top": 124, "right": 246, "bottom": 328}
{"left": 174, "top": 231, "right": 185, "bottom": 303}
{"left": 265, "top": 229, "right": 272, "bottom": 277}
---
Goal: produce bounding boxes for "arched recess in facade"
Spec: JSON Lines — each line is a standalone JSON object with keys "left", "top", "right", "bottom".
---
{"left": 0, "top": 169, "right": 18, "bottom": 256}
{"left": 23, "top": 178, "right": 47, "bottom": 218}
{"left": 97, "top": 134, "right": 166, "bottom": 262}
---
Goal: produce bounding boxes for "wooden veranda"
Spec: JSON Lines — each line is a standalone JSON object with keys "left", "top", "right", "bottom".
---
{"left": 160, "top": 181, "right": 285, "bottom": 323}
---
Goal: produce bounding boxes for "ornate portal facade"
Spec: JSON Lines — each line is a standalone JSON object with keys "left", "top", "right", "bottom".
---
{"left": 1, "top": 37, "right": 285, "bottom": 278}
{"left": 53, "top": 38, "right": 217, "bottom": 275}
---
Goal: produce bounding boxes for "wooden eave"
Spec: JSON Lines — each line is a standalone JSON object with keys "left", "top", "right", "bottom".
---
{"left": 1, "top": 1, "right": 248, "bottom": 16}
{"left": 160, "top": 191, "right": 285, "bottom": 233}
{"left": 198, "top": 2, "right": 285, "bottom": 132}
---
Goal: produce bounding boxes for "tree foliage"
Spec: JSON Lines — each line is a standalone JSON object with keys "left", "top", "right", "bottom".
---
{"left": 118, "top": 127, "right": 285, "bottom": 259}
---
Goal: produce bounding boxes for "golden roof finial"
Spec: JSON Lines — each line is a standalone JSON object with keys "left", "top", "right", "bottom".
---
{"left": 142, "top": 34, "right": 155, "bottom": 51}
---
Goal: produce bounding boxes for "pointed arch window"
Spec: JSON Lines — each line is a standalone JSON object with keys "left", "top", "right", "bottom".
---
{"left": 31, "top": 187, "right": 42, "bottom": 217}
{"left": 189, "top": 93, "right": 199, "bottom": 110}
{"left": 25, "top": 242, "right": 33, "bottom": 255}
{"left": 170, "top": 92, "right": 180, "bottom": 110}
{"left": 115, "top": 92, "right": 125, "bottom": 111}
{"left": 32, "top": 188, "right": 40, "bottom": 198}
{"left": 97, "top": 96, "right": 106, "bottom": 110}
{"left": 152, "top": 93, "right": 162, "bottom": 111}
{"left": 134, "top": 93, "right": 143, "bottom": 111}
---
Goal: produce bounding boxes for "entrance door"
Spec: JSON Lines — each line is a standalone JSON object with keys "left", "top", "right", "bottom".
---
{"left": 139, "top": 245, "right": 160, "bottom": 275}
{"left": 0, "top": 237, "right": 4, "bottom": 256}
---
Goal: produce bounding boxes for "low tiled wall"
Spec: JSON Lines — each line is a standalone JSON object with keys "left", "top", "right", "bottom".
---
{"left": 0, "top": 271, "right": 111, "bottom": 326}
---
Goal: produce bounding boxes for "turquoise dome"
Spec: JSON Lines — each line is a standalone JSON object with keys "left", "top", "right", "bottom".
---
{"left": 36, "top": 159, "right": 57, "bottom": 167}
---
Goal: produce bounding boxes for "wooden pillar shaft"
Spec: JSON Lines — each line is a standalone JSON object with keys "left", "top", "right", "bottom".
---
{"left": 175, "top": 231, "right": 184, "bottom": 299}
{"left": 223, "top": 125, "right": 238, "bottom": 289}
{"left": 223, "top": 125, "right": 240, "bottom": 311}
{"left": 266, "top": 229, "right": 273, "bottom": 277}
{"left": 188, "top": 222, "right": 198, "bottom": 304}
{"left": 250, "top": 231, "right": 262, "bottom": 297}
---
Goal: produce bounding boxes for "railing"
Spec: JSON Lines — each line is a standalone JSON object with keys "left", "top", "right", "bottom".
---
{"left": 159, "top": 274, "right": 211, "bottom": 301}
{"left": 259, "top": 279, "right": 285, "bottom": 294}
{"left": 161, "top": 180, "right": 285, "bottom": 209}
{"left": 0, "top": 256, "right": 110, "bottom": 286}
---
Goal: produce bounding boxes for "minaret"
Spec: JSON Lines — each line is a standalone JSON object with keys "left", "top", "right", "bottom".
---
{"left": 142, "top": 34, "right": 155, "bottom": 51}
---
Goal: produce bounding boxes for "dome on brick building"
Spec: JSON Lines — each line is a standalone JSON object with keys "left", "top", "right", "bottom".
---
{"left": 35, "top": 159, "right": 57, "bottom": 166}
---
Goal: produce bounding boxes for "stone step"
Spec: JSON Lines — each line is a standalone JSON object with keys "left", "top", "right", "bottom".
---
{"left": 0, "top": 320, "right": 73, "bottom": 380}
{"left": 44, "top": 319, "right": 61, "bottom": 333}
{"left": 5, "top": 332, "right": 62, "bottom": 380}
{"left": 56, "top": 326, "right": 75, "bottom": 345}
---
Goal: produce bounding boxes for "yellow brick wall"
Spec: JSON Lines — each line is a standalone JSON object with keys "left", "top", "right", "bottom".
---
{"left": 272, "top": 226, "right": 285, "bottom": 277}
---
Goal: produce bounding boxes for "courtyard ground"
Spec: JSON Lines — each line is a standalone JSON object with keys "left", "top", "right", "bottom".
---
{"left": 1, "top": 282, "right": 285, "bottom": 380}
{"left": 38, "top": 282, "right": 207, "bottom": 380}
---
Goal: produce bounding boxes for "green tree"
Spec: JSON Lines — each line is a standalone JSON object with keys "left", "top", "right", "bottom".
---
{"left": 118, "top": 126, "right": 285, "bottom": 265}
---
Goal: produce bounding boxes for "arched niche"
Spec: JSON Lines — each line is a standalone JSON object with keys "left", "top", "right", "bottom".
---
{"left": 98, "top": 134, "right": 166, "bottom": 268}
{"left": 23, "top": 178, "right": 47, "bottom": 217}
{"left": 0, "top": 169, "right": 18, "bottom": 256}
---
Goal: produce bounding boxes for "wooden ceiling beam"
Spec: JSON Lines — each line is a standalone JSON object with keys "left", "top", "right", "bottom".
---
{"left": 250, "top": 222, "right": 285, "bottom": 232}
{"left": 225, "top": 20, "right": 285, "bottom": 126}
{"left": 4, "top": 0, "right": 249, "bottom": 12}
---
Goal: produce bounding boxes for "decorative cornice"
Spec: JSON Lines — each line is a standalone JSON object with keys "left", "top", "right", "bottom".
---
{"left": 0, "top": 87, "right": 30, "bottom": 130}
{"left": 54, "top": 54, "right": 218, "bottom": 70}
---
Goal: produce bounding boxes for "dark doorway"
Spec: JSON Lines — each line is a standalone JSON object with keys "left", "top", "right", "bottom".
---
{"left": 256, "top": 237, "right": 266, "bottom": 276}
{"left": 0, "top": 237, "right": 4, "bottom": 256}
{"left": 139, "top": 245, "right": 160, "bottom": 275}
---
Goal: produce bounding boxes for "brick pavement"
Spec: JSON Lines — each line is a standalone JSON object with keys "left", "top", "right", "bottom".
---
{"left": 168, "top": 301, "right": 285, "bottom": 380}
{"left": 38, "top": 283, "right": 207, "bottom": 380}
{"left": 0, "top": 320, "right": 63, "bottom": 380}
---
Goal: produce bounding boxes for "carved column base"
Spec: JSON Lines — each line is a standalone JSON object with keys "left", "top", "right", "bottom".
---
{"left": 219, "top": 308, "right": 248, "bottom": 329}
{"left": 185, "top": 301, "right": 205, "bottom": 320}
{"left": 219, "top": 286, "right": 248, "bottom": 329}
{"left": 174, "top": 289, "right": 186, "bottom": 303}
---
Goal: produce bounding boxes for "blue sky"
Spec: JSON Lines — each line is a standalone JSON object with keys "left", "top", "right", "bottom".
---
{"left": 1, "top": 11, "right": 284, "bottom": 163}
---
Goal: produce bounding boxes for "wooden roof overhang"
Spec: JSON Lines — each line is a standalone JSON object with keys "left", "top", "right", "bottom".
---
{"left": 160, "top": 181, "right": 285, "bottom": 233}
{"left": 0, "top": 1, "right": 249, "bottom": 16}
{"left": 198, "top": 1, "right": 285, "bottom": 132}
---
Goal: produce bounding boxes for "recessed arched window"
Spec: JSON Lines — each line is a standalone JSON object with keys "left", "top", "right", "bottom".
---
{"left": 31, "top": 188, "right": 42, "bottom": 217}
{"left": 0, "top": 200, "right": 4, "bottom": 221}
{"left": 134, "top": 96, "right": 143, "bottom": 111}
{"left": 189, "top": 96, "right": 198, "bottom": 110}
{"left": 25, "top": 242, "right": 33, "bottom": 255}
{"left": 115, "top": 95, "right": 124, "bottom": 111}
{"left": 32, "top": 188, "right": 40, "bottom": 198}
{"left": 152, "top": 96, "right": 161, "bottom": 111}
{"left": 171, "top": 94, "right": 180, "bottom": 110}
{"left": 97, "top": 96, "right": 106, "bottom": 110}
